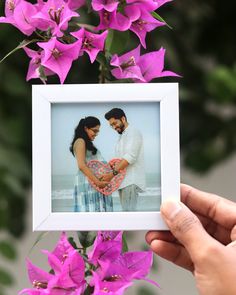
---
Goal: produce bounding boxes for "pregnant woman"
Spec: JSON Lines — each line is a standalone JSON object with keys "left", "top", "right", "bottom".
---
{"left": 70, "top": 116, "right": 113, "bottom": 212}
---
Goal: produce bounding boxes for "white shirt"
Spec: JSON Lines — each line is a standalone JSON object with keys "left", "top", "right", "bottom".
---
{"left": 115, "top": 125, "right": 146, "bottom": 190}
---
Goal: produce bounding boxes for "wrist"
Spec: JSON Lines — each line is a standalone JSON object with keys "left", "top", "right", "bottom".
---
{"left": 112, "top": 168, "right": 118, "bottom": 176}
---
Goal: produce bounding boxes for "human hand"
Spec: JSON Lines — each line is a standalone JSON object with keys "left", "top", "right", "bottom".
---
{"left": 100, "top": 172, "right": 114, "bottom": 182}
{"left": 95, "top": 180, "right": 109, "bottom": 188}
{"left": 146, "top": 184, "right": 236, "bottom": 295}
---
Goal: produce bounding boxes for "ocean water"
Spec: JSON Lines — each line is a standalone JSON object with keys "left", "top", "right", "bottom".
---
{"left": 52, "top": 173, "right": 161, "bottom": 212}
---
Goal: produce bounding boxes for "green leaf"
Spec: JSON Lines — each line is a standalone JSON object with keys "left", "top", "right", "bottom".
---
{"left": 68, "top": 237, "right": 78, "bottom": 249}
{"left": 0, "top": 241, "right": 17, "bottom": 260}
{"left": 137, "top": 287, "right": 157, "bottom": 295}
{"left": 77, "top": 231, "right": 96, "bottom": 249}
{"left": 151, "top": 11, "right": 172, "bottom": 29}
{"left": 0, "top": 39, "right": 41, "bottom": 64}
{"left": 105, "top": 29, "right": 129, "bottom": 55}
{"left": 122, "top": 232, "right": 129, "bottom": 252}
{"left": 83, "top": 285, "right": 94, "bottom": 295}
{"left": 0, "top": 269, "right": 14, "bottom": 286}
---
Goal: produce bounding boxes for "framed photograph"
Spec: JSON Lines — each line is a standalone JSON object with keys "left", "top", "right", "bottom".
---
{"left": 33, "top": 83, "right": 180, "bottom": 231}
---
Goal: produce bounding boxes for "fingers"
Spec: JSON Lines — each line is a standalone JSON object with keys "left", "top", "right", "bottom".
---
{"left": 160, "top": 201, "right": 220, "bottom": 261}
{"left": 181, "top": 184, "right": 236, "bottom": 229}
{"left": 146, "top": 230, "right": 176, "bottom": 244}
{"left": 150, "top": 240, "right": 194, "bottom": 271}
{"left": 230, "top": 225, "right": 236, "bottom": 241}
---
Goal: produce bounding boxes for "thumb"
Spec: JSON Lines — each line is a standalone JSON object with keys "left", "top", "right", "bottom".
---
{"left": 161, "top": 201, "right": 218, "bottom": 260}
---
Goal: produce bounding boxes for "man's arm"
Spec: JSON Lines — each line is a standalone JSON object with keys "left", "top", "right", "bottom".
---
{"left": 101, "top": 129, "right": 142, "bottom": 181}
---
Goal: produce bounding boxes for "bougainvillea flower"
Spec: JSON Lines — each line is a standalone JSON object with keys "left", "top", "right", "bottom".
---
{"left": 33, "top": 0, "right": 78, "bottom": 37}
{"left": 38, "top": 37, "right": 82, "bottom": 83}
{"left": 116, "top": 251, "right": 155, "bottom": 280}
{"left": 88, "top": 231, "right": 123, "bottom": 265}
{"left": 0, "top": 0, "right": 37, "bottom": 35}
{"left": 24, "top": 47, "right": 55, "bottom": 81}
{"left": 128, "top": 10, "right": 164, "bottom": 48}
{"left": 92, "top": 0, "right": 119, "bottom": 12}
{"left": 126, "top": 0, "right": 172, "bottom": 11}
{"left": 111, "top": 45, "right": 180, "bottom": 82}
{"left": 25, "top": 259, "right": 53, "bottom": 291}
{"left": 96, "top": 9, "right": 131, "bottom": 31}
{"left": 51, "top": 231, "right": 75, "bottom": 263}
{"left": 110, "top": 45, "right": 145, "bottom": 81}
{"left": 72, "top": 28, "right": 108, "bottom": 63}
{"left": 137, "top": 47, "right": 180, "bottom": 82}
{"left": 91, "top": 271, "right": 132, "bottom": 295}
{"left": 65, "top": 0, "right": 85, "bottom": 10}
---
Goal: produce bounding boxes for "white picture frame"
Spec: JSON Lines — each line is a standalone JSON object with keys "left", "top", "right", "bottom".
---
{"left": 33, "top": 83, "right": 180, "bottom": 231}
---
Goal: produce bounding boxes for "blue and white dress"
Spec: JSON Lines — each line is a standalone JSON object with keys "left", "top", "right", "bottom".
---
{"left": 73, "top": 149, "right": 113, "bottom": 212}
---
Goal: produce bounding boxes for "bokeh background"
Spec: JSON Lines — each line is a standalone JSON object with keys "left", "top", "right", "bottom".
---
{"left": 0, "top": 0, "right": 236, "bottom": 294}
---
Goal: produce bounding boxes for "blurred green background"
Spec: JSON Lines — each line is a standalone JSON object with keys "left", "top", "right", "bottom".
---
{"left": 0, "top": 0, "right": 236, "bottom": 294}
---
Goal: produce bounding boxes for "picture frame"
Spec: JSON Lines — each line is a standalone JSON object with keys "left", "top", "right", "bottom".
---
{"left": 33, "top": 83, "right": 180, "bottom": 231}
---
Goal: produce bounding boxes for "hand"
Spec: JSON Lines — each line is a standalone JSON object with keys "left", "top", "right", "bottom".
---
{"left": 100, "top": 172, "right": 114, "bottom": 182}
{"left": 95, "top": 180, "right": 109, "bottom": 188}
{"left": 146, "top": 184, "right": 236, "bottom": 295}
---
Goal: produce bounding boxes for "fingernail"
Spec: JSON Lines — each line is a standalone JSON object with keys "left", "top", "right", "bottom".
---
{"left": 161, "top": 201, "right": 182, "bottom": 221}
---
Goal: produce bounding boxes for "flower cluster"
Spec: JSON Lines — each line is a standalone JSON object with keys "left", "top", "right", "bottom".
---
{"left": 0, "top": 0, "right": 179, "bottom": 83}
{"left": 19, "top": 232, "right": 158, "bottom": 294}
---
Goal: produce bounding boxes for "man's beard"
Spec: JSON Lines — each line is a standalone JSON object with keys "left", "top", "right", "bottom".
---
{"left": 117, "top": 122, "right": 125, "bottom": 134}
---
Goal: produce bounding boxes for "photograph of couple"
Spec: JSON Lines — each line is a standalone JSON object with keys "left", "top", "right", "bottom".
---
{"left": 52, "top": 102, "right": 161, "bottom": 213}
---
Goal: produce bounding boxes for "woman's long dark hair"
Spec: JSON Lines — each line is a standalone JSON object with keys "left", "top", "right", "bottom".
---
{"left": 70, "top": 116, "right": 100, "bottom": 156}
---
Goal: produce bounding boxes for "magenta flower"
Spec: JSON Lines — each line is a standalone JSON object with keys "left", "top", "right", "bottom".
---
{"left": 110, "top": 45, "right": 145, "bottom": 81}
{"left": 137, "top": 47, "right": 180, "bottom": 82}
{"left": 111, "top": 45, "right": 180, "bottom": 82}
{"left": 92, "top": 0, "right": 119, "bottom": 12}
{"left": 32, "top": 0, "right": 78, "bottom": 37}
{"left": 19, "top": 236, "right": 86, "bottom": 294}
{"left": 46, "top": 250, "right": 86, "bottom": 293}
{"left": 24, "top": 47, "right": 55, "bottom": 82}
{"left": 71, "top": 28, "right": 108, "bottom": 63}
{"left": 0, "top": 0, "right": 37, "bottom": 35}
{"left": 37, "top": 37, "right": 82, "bottom": 84}
{"left": 65, "top": 0, "right": 85, "bottom": 11}
{"left": 19, "top": 259, "right": 54, "bottom": 294}
{"left": 96, "top": 9, "right": 131, "bottom": 31}
{"left": 128, "top": 9, "right": 164, "bottom": 48}
{"left": 126, "top": 0, "right": 172, "bottom": 11}
{"left": 88, "top": 231, "right": 123, "bottom": 266}
{"left": 92, "top": 271, "right": 132, "bottom": 295}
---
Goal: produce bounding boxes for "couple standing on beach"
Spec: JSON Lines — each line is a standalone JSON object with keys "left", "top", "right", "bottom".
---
{"left": 70, "top": 108, "right": 146, "bottom": 212}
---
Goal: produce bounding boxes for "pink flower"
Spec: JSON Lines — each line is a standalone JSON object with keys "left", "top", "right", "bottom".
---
{"left": 126, "top": 0, "right": 172, "bottom": 11}
{"left": 128, "top": 9, "right": 164, "bottom": 48}
{"left": 110, "top": 45, "right": 145, "bottom": 81}
{"left": 96, "top": 9, "right": 131, "bottom": 31}
{"left": 137, "top": 47, "right": 180, "bottom": 82}
{"left": 37, "top": 37, "right": 82, "bottom": 84}
{"left": 88, "top": 231, "right": 123, "bottom": 266}
{"left": 71, "top": 28, "right": 108, "bottom": 63}
{"left": 32, "top": 0, "right": 78, "bottom": 37}
{"left": 92, "top": 0, "right": 119, "bottom": 12}
{"left": 111, "top": 45, "right": 180, "bottom": 82}
{"left": 24, "top": 47, "right": 54, "bottom": 81}
{"left": 92, "top": 271, "right": 132, "bottom": 295}
{"left": 65, "top": 0, "right": 85, "bottom": 10}
{"left": 0, "top": 0, "right": 37, "bottom": 35}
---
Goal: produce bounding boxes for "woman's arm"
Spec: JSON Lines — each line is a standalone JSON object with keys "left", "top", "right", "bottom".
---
{"left": 74, "top": 138, "right": 108, "bottom": 188}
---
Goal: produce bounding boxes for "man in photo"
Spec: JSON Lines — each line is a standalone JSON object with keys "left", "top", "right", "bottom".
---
{"left": 101, "top": 108, "right": 146, "bottom": 211}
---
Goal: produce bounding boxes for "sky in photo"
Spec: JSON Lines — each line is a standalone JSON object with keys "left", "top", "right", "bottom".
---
{"left": 51, "top": 102, "right": 160, "bottom": 175}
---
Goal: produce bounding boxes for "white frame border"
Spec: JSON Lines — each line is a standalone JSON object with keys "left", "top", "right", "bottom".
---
{"left": 33, "top": 83, "right": 180, "bottom": 231}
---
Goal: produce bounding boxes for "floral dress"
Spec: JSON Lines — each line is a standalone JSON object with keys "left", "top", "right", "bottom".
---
{"left": 73, "top": 149, "right": 113, "bottom": 212}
